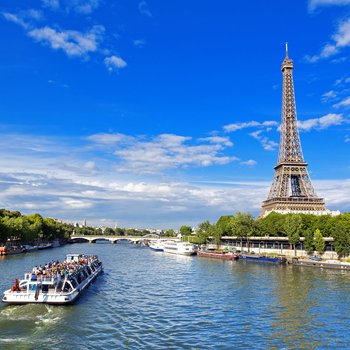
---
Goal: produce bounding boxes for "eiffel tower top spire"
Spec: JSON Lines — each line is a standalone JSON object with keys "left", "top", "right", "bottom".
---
{"left": 278, "top": 43, "right": 304, "bottom": 164}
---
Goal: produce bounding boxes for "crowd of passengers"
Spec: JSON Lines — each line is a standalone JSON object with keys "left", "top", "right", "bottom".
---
{"left": 30, "top": 256, "right": 98, "bottom": 281}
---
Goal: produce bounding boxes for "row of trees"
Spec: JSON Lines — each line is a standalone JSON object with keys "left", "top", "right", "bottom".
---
{"left": 179, "top": 212, "right": 350, "bottom": 257}
{"left": 2, "top": 207, "right": 350, "bottom": 257}
{"left": 0, "top": 209, "right": 98, "bottom": 244}
{"left": 0, "top": 208, "right": 179, "bottom": 244}
{"left": 98, "top": 227, "right": 177, "bottom": 237}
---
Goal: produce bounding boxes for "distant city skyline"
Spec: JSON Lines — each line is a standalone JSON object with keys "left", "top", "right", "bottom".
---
{"left": 0, "top": 0, "right": 349, "bottom": 228}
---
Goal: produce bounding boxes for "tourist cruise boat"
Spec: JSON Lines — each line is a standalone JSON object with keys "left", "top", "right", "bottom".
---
{"left": 163, "top": 240, "right": 198, "bottom": 256}
{"left": 2, "top": 254, "right": 103, "bottom": 305}
{"left": 148, "top": 240, "right": 165, "bottom": 252}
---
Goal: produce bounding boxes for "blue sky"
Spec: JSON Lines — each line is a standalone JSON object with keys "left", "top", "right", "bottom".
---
{"left": 0, "top": 0, "right": 349, "bottom": 229}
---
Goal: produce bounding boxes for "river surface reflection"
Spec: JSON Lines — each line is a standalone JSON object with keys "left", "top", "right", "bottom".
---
{"left": 1, "top": 242, "right": 350, "bottom": 349}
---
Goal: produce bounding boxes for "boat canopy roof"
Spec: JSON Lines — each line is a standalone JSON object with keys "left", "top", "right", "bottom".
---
{"left": 66, "top": 254, "right": 83, "bottom": 262}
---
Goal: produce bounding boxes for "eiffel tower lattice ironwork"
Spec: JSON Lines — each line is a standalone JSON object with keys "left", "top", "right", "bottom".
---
{"left": 260, "top": 44, "right": 326, "bottom": 217}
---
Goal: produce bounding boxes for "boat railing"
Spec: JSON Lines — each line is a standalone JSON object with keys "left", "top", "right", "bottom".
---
{"left": 24, "top": 273, "right": 61, "bottom": 284}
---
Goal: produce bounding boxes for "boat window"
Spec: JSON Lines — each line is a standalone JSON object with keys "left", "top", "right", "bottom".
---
{"left": 90, "top": 265, "right": 96, "bottom": 272}
{"left": 62, "top": 282, "right": 73, "bottom": 293}
{"left": 70, "top": 279, "right": 78, "bottom": 288}
{"left": 42, "top": 284, "right": 49, "bottom": 293}
{"left": 28, "top": 284, "right": 37, "bottom": 292}
{"left": 56, "top": 280, "right": 63, "bottom": 292}
{"left": 20, "top": 282, "right": 28, "bottom": 291}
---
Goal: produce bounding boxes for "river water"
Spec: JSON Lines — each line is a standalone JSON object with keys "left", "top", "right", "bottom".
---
{"left": 1, "top": 242, "right": 350, "bottom": 349}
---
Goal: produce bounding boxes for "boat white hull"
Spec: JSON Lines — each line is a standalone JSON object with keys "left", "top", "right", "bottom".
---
{"left": 163, "top": 249, "right": 196, "bottom": 256}
{"left": 149, "top": 247, "right": 164, "bottom": 252}
{"left": 149, "top": 241, "right": 164, "bottom": 252}
{"left": 163, "top": 240, "right": 197, "bottom": 256}
{"left": 2, "top": 264, "right": 103, "bottom": 305}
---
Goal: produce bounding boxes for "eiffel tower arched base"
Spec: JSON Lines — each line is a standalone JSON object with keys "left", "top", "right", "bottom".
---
{"left": 260, "top": 197, "right": 333, "bottom": 218}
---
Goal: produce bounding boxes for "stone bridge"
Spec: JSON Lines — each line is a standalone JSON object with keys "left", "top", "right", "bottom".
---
{"left": 70, "top": 234, "right": 167, "bottom": 244}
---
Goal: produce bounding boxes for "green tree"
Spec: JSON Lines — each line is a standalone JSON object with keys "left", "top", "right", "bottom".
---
{"left": 231, "top": 212, "right": 256, "bottom": 251}
{"left": 0, "top": 220, "right": 9, "bottom": 244}
{"left": 216, "top": 216, "right": 235, "bottom": 236}
{"left": 331, "top": 222, "right": 350, "bottom": 258}
{"left": 195, "top": 220, "right": 212, "bottom": 244}
{"left": 284, "top": 214, "right": 302, "bottom": 256}
{"left": 303, "top": 228, "right": 314, "bottom": 254}
{"left": 313, "top": 228, "right": 325, "bottom": 256}
{"left": 104, "top": 227, "right": 115, "bottom": 235}
{"left": 315, "top": 215, "right": 334, "bottom": 237}
{"left": 257, "top": 212, "right": 285, "bottom": 236}
{"left": 114, "top": 227, "right": 125, "bottom": 236}
{"left": 210, "top": 224, "right": 222, "bottom": 246}
{"left": 164, "top": 229, "right": 176, "bottom": 237}
{"left": 180, "top": 225, "right": 192, "bottom": 236}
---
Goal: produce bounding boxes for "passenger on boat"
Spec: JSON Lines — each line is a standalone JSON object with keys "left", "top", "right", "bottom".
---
{"left": 10, "top": 279, "right": 21, "bottom": 292}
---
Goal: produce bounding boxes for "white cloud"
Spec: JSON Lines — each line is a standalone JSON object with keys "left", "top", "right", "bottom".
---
{"left": 83, "top": 161, "right": 97, "bottom": 171}
{"left": 309, "top": 0, "right": 350, "bottom": 11}
{"left": 133, "top": 39, "right": 146, "bottom": 48}
{"left": 223, "top": 120, "right": 278, "bottom": 133}
{"left": 42, "top": 0, "right": 60, "bottom": 10}
{"left": 0, "top": 132, "right": 348, "bottom": 228}
{"left": 71, "top": 0, "right": 101, "bottom": 14}
{"left": 28, "top": 25, "right": 104, "bottom": 57}
{"left": 240, "top": 160, "right": 257, "bottom": 166}
{"left": 138, "top": 1, "right": 152, "bottom": 17}
{"left": 104, "top": 55, "right": 127, "bottom": 71}
{"left": 114, "top": 136, "right": 237, "bottom": 172}
{"left": 305, "top": 18, "right": 350, "bottom": 62}
{"left": 321, "top": 90, "right": 337, "bottom": 102}
{"left": 2, "top": 12, "right": 29, "bottom": 29}
{"left": 26, "top": 9, "right": 44, "bottom": 20}
{"left": 334, "top": 76, "right": 350, "bottom": 86}
{"left": 333, "top": 96, "right": 350, "bottom": 108}
{"left": 249, "top": 130, "right": 279, "bottom": 151}
{"left": 198, "top": 136, "right": 233, "bottom": 147}
{"left": 87, "top": 132, "right": 238, "bottom": 173}
{"left": 61, "top": 197, "right": 93, "bottom": 209}
{"left": 87, "top": 133, "right": 133, "bottom": 145}
{"left": 345, "top": 135, "right": 350, "bottom": 142}
{"left": 298, "top": 113, "right": 345, "bottom": 131}
{"left": 41, "top": 0, "right": 101, "bottom": 14}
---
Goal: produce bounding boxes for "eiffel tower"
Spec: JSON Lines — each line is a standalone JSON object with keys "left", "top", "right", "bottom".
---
{"left": 260, "top": 44, "right": 327, "bottom": 217}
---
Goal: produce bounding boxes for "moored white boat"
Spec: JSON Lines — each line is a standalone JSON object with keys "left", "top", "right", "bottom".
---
{"left": 38, "top": 243, "right": 53, "bottom": 250}
{"left": 23, "top": 244, "right": 38, "bottom": 252}
{"left": 163, "top": 240, "right": 197, "bottom": 256}
{"left": 51, "top": 239, "right": 60, "bottom": 248}
{"left": 2, "top": 254, "right": 103, "bottom": 305}
{"left": 149, "top": 240, "right": 164, "bottom": 252}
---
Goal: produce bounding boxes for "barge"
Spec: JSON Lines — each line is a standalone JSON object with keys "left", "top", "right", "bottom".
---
{"left": 198, "top": 250, "right": 239, "bottom": 260}
{"left": 240, "top": 253, "right": 286, "bottom": 264}
{"left": 292, "top": 258, "right": 350, "bottom": 270}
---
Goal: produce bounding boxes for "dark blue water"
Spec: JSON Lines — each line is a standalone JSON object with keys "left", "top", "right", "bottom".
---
{"left": 1, "top": 242, "right": 350, "bottom": 349}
